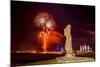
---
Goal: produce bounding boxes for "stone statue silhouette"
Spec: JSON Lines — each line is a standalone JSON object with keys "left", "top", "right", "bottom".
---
{"left": 56, "top": 24, "right": 74, "bottom": 62}
{"left": 64, "top": 24, "right": 74, "bottom": 57}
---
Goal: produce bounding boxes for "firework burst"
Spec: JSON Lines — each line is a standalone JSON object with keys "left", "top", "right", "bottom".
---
{"left": 34, "top": 12, "right": 56, "bottom": 30}
{"left": 34, "top": 12, "right": 56, "bottom": 52}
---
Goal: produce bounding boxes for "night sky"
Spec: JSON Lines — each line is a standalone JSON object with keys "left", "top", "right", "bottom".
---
{"left": 11, "top": 1, "right": 95, "bottom": 51}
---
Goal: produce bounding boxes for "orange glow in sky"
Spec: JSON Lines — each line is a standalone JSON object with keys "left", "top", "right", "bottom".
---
{"left": 38, "top": 30, "right": 64, "bottom": 51}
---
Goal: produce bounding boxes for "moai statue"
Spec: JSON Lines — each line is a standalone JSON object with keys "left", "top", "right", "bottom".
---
{"left": 80, "top": 45, "right": 82, "bottom": 52}
{"left": 64, "top": 24, "right": 74, "bottom": 58}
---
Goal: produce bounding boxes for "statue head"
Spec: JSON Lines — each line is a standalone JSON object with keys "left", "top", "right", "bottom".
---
{"left": 64, "top": 24, "right": 71, "bottom": 37}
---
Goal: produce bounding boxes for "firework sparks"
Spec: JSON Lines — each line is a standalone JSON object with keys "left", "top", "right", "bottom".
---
{"left": 34, "top": 12, "right": 56, "bottom": 52}
{"left": 34, "top": 12, "right": 49, "bottom": 28}
{"left": 46, "top": 20, "right": 56, "bottom": 30}
{"left": 34, "top": 12, "right": 56, "bottom": 29}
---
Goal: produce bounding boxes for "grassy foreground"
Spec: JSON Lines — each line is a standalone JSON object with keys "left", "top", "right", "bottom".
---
{"left": 28, "top": 56, "right": 95, "bottom": 65}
